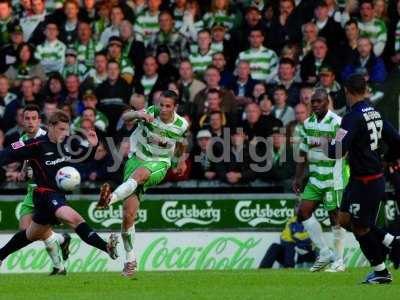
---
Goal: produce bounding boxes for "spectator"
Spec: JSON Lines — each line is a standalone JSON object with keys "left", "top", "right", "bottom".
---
{"left": 79, "top": 0, "right": 99, "bottom": 24}
{"left": 268, "top": 0, "right": 304, "bottom": 53}
{"left": 171, "top": 0, "right": 187, "bottom": 30}
{"left": 4, "top": 106, "right": 24, "bottom": 147}
{"left": 35, "top": 22, "right": 67, "bottom": 74}
{"left": 95, "top": 60, "right": 132, "bottom": 134}
{"left": 210, "top": 24, "right": 235, "bottom": 67}
{"left": 42, "top": 99, "right": 58, "bottom": 124}
{"left": 358, "top": 0, "right": 387, "bottom": 57}
{"left": 156, "top": 45, "right": 179, "bottom": 82}
{"left": 106, "top": 36, "right": 134, "bottom": 84}
{"left": 342, "top": 37, "right": 387, "bottom": 84}
{"left": 313, "top": 1, "right": 344, "bottom": 52}
{"left": 216, "top": 127, "right": 256, "bottom": 184}
{"left": 58, "top": 0, "right": 81, "bottom": 47}
{"left": 238, "top": 6, "right": 266, "bottom": 51}
{"left": 78, "top": 140, "right": 112, "bottom": 182}
{"left": 197, "top": 89, "right": 229, "bottom": 130}
{"left": 20, "top": 0, "right": 47, "bottom": 45}
{"left": 208, "top": 111, "right": 226, "bottom": 138}
{"left": 179, "top": 0, "right": 204, "bottom": 46}
{"left": 177, "top": 59, "right": 206, "bottom": 109}
{"left": 203, "top": 0, "right": 238, "bottom": 34}
{"left": 0, "top": 24, "right": 24, "bottom": 74}
{"left": 148, "top": 10, "right": 188, "bottom": 68}
{"left": 129, "top": 93, "right": 146, "bottom": 111}
{"left": 62, "top": 48, "right": 89, "bottom": 80}
{"left": 259, "top": 216, "right": 315, "bottom": 269}
{"left": 133, "top": 56, "right": 168, "bottom": 104}
{"left": 291, "top": 103, "right": 310, "bottom": 156}
{"left": 316, "top": 65, "right": 346, "bottom": 114}
{"left": 43, "top": 73, "right": 66, "bottom": 104}
{"left": 99, "top": 5, "right": 125, "bottom": 46}
{"left": 92, "top": 1, "right": 110, "bottom": 42}
{"left": 229, "top": 60, "right": 258, "bottom": 102}
{"left": 242, "top": 102, "right": 282, "bottom": 142}
{"left": 119, "top": 20, "right": 145, "bottom": 80}
{"left": 134, "top": 0, "right": 162, "bottom": 47}
{"left": 299, "top": 84, "right": 314, "bottom": 113}
{"left": 269, "top": 58, "right": 300, "bottom": 107}
{"left": 191, "top": 129, "right": 217, "bottom": 180}
{"left": 189, "top": 29, "right": 214, "bottom": 77}
{"left": 0, "top": 0, "right": 15, "bottom": 46}
{"left": 252, "top": 82, "right": 268, "bottom": 102}
{"left": 74, "top": 21, "right": 103, "bottom": 70}
{"left": 261, "top": 127, "right": 296, "bottom": 186}
{"left": 301, "top": 22, "right": 319, "bottom": 58}
{"left": 339, "top": 19, "right": 360, "bottom": 66}
{"left": 0, "top": 75, "right": 18, "bottom": 130}
{"left": 271, "top": 85, "right": 295, "bottom": 126}
{"left": 64, "top": 74, "right": 81, "bottom": 111}
{"left": 259, "top": 94, "right": 274, "bottom": 116}
{"left": 301, "top": 37, "right": 336, "bottom": 84}
{"left": 212, "top": 52, "right": 234, "bottom": 88}
{"left": 193, "top": 66, "right": 237, "bottom": 119}
{"left": 5, "top": 42, "right": 47, "bottom": 87}
{"left": 237, "top": 27, "right": 279, "bottom": 83}
{"left": 81, "top": 52, "right": 108, "bottom": 90}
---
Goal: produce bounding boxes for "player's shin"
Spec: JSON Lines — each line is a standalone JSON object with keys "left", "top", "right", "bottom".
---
{"left": 75, "top": 222, "right": 108, "bottom": 252}
{"left": 0, "top": 230, "right": 33, "bottom": 260}
{"left": 302, "top": 215, "right": 331, "bottom": 257}
{"left": 332, "top": 226, "right": 346, "bottom": 262}
{"left": 43, "top": 232, "right": 64, "bottom": 270}
{"left": 355, "top": 230, "right": 387, "bottom": 270}
{"left": 122, "top": 224, "right": 137, "bottom": 262}
{"left": 109, "top": 179, "right": 138, "bottom": 205}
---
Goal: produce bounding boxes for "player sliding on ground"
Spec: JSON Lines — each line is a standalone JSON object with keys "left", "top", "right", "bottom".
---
{"left": 0, "top": 111, "right": 118, "bottom": 270}
{"left": 293, "top": 89, "right": 348, "bottom": 272}
{"left": 96, "top": 90, "right": 189, "bottom": 277}
{"left": 18, "top": 105, "right": 71, "bottom": 275}
{"left": 323, "top": 74, "right": 400, "bottom": 284}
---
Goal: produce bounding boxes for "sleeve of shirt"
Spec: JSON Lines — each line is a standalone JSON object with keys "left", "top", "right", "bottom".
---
{"left": 298, "top": 124, "right": 308, "bottom": 153}
{"left": 0, "top": 139, "right": 41, "bottom": 166}
{"left": 327, "top": 113, "right": 359, "bottom": 159}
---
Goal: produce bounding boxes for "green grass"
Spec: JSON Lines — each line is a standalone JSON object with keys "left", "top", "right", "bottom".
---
{"left": 1, "top": 269, "right": 400, "bottom": 300}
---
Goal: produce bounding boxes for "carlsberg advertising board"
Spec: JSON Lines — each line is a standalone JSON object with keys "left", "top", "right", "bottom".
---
{"left": 0, "top": 232, "right": 366, "bottom": 273}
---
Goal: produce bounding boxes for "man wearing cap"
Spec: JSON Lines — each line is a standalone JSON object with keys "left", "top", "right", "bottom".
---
{"left": 107, "top": 36, "right": 134, "bottom": 84}
{"left": 62, "top": 48, "right": 89, "bottom": 80}
{"left": 191, "top": 129, "right": 217, "bottom": 180}
{"left": 0, "top": 24, "right": 24, "bottom": 73}
{"left": 293, "top": 88, "right": 348, "bottom": 273}
{"left": 316, "top": 65, "right": 346, "bottom": 115}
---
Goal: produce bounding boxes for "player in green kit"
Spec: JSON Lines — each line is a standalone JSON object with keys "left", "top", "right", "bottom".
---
{"left": 293, "top": 89, "right": 349, "bottom": 273}
{"left": 96, "top": 90, "right": 188, "bottom": 276}
{"left": 18, "top": 105, "right": 71, "bottom": 275}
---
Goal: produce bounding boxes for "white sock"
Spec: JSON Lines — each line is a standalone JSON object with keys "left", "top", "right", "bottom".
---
{"left": 109, "top": 179, "right": 138, "bottom": 205}
{"left": 121, "top": 225, "right": 136, "bottom": 262}
{"left": 303, "top": 215, "right": 331, "bottom": 256}
{"left": 43, "top": 232, "right": 64, "bottom": 270}
{"left": 382, "top": 233, "right": 394, "bottom": 248}
{"left": 54, "top": 233, "right": 65, "bottom": 245}
{"left": 373, "top": 263, "right": 386, "bottom": 272}
{"left": 332, "top": 226, "right": 346, "bottom": 262}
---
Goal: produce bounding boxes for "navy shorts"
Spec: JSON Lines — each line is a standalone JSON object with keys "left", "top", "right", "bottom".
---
{"left": 340, "top": 176, "right": 385, "bottom": 227}
{"left": 32, "top": 189, "right": 67, "bottom": 225}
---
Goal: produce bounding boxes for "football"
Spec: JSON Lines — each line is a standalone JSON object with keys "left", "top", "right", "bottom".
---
{"left": 56, "top": 166, "right": 81, "bottom": 191}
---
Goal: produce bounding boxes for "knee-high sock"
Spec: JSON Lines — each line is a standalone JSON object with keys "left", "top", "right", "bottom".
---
{"left": 332, "top": 226, "right": 346, "bottom": 261}
{"left": 356, "top": 230, "right": 386, "bottom": 268}
{"left": 43, "top": 232, "right": 64, "bottom": 269}
{"left": 302, "top": 215, "right": 331, "bottom": 256}
{"left": 75, "top": 222, "right": 108, "bottom": 253}
{"left": 0, "top": 230, "right": 32, "bottom": 260}
{"left": 109, "top": 179, "right": 138, "bottom": 205}
{"left": 121, "top": 225, "right": 136, "bottom": 262}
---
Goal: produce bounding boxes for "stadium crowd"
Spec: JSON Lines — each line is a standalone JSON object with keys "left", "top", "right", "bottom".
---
{"left": 0, "top": 0, "right": 399, "bottom": 188}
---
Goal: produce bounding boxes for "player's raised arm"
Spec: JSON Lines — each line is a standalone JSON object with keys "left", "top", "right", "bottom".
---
{"left": 122, "top": 109, "right": 154, "bottom": 123}
{"left": 0, "top": 139, "right": 41, "bottom": 167}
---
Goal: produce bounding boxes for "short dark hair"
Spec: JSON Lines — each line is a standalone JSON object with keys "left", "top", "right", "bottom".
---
{"left": 161, "top": 90, "right": 179, "bottom": 104}
{"left": 249, "top": 26, "right": 264, "bottom": 37}
{"left": 23, "top": 104, "right": 41, "bottom": 116}
{"left": 48, "top": 110, "right": 70, "bottom": 125}
{"left": 274, "top": 85, "right": 288, "bottom": 95}
{"left": 360, "top": 0, "right": 374, "bottom": 7}
{"left": 345, "top": 19, "right": 358, "bottom": 28}
{"left": 207, "top": 88, "right": 222, "bottom": 99}
{"left": 279, "top": 57, "right": 296, "bottom": 68}
{"left": 344, "top": 74, "right": 367, "bottom": 95}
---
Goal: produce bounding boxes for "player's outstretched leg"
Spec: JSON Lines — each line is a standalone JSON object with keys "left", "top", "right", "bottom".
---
{"left": 370, "top": 225, "right": 400, "bottom": 269}
{"left": 55, "top": 206, "right": 119, "bottom": 259}
{"left": 326, "top": 209, "right": 346, "bottom": 273}
{"left": 0, "top": 230, "right": 34, "bottom": 263}
{"left": 121, "top": 195, "right": 140, "bottom": 277}
{"left": 97, "top": 178, "right": 139, "bottom": 209}
{"left": 298, "top": 201, "right": 334, "bottom": 272}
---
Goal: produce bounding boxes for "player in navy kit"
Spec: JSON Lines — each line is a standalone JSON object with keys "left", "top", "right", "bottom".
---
{"left": 0, "top": 111, "right": 118, "bottom": 269}
{"left": 325, "top": 74, "right": 400, "bottom": 284}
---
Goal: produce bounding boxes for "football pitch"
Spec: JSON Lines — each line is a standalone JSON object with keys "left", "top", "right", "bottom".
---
{"left": 1, "top": 269, "right": 400, "bottom": 300}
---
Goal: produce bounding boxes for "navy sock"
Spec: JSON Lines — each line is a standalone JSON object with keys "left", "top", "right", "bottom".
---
{"left": 75, "top": 222, "right": 108, "bottom": 253}
{"left": 356, "top": 230, "right": 386, "bottom": 267}
{"left": 0, "top": 230, "right": 32, "bottom": 260}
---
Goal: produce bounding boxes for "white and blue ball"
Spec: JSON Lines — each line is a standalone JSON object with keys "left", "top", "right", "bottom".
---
{"left": 56, "top": 166, "right": 81, "bottom": 191}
